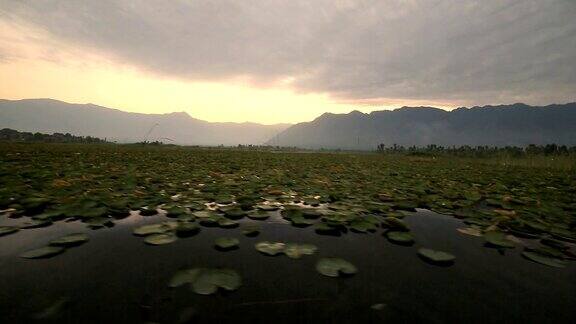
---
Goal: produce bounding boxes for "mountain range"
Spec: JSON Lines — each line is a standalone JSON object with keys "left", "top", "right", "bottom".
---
{"left": 267, "top": 103, "right": 576, "bottom": 149}
{"left": 0, "top": 99, "right": 289, "bottom": 146}
{"left": 1, "top": 98, "right": 575, "bottom": 149}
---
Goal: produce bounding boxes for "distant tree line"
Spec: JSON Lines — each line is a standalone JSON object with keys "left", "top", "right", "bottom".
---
{"left": 234, "top": 144, "right": 302, "bottom": 152}
{"left": 0, "top": 128, "right": 108, "bottom": 143}
{"left": 376, "top": 143, "right": 576, "bottom": 157}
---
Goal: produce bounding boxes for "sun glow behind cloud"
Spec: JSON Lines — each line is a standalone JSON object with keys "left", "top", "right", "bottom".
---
{"left": 0, "top": 57, "right": 352, "bottom": 125}
{"left": 0, "top": 19, "right": 354, "bottom": 124}
{"left": 0, "top": 18, "right": 460, "bottom": 124}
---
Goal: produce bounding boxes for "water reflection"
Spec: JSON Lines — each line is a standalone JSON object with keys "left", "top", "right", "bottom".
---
{"left": 0, "top": 209, "right": 574, "bottom": 323}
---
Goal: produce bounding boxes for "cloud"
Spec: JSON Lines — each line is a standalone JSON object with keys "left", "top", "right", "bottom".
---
{"left": 0, "top": 0, "right": 575, "bottom": 106}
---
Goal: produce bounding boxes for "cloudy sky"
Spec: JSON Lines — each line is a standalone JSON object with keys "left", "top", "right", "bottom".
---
{"left": 0, "top": 0, "right": 574, "bottom": 124}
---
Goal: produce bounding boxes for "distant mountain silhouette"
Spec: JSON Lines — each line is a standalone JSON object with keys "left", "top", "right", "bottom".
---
{"left": 0, "top": 99, "right": 289, "bottom": 145}
{"left": 267, "top": 103, "right": 576, "bottom": 149}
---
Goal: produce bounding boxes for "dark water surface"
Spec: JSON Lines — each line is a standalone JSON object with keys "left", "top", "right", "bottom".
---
{"left": 0, "top": 210, "right": 575, "bottom": 323}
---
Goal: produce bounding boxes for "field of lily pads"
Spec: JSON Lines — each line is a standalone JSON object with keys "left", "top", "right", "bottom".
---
{"left": 0, "top": 142, "right": 575, "bottom": 322}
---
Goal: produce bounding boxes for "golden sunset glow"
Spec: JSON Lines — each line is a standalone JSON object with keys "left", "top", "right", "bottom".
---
{"left": 0, "top": 57, "right": 353, "bottom": 125}
{"left": 0, "top": 19, "right": 460, "bottom": 124}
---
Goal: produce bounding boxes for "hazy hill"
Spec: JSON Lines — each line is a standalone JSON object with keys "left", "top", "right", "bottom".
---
{"left": 0, "top": 99, "right": 289, "bottom": 145}
{"left": 267, "top": 103, "right": 576, "bottom": 150}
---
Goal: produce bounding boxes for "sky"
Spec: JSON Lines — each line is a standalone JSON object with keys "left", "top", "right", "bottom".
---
{"left": 0, "top": 0, "right": 575, "bottom": 124}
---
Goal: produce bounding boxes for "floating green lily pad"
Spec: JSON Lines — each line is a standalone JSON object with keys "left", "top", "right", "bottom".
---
{"left": 284, "top": 243, "right": 317, "bottom": 259}
{"left": 20, "top": 219, "right": 52, "bottom": 229}
{"left": 217, "top": 218, "right": 239, "bottom": 228}
{"left": 418, "top": 248, "right": 455, "bottom": 264}
{"left": 382, "top": 217, "right": 409, "bottom": 231}
{"left": 49, "top": 233, "right": 89, "bottom": 247}
{"left": 242, "top": 225, "right": 260, "bottom": 237}
{"left": 316, "top": 258, "right": 357, "bottom": 277}
{"left": 0, "top": 226, "right": 19, "bottom": 237}
{"left": 176, "top": 222, "right": 200, "bottom": 237}
{"left": 85, "top": 217, "right": 113, "bottom": 229}
{"left": 257, "top": 204, "right": 280, "bottom": 211}
{"left": 255, "top": 241, "right": 286, "bottom": 256}
{"left": 522, "top": 251, "right": 566, "bottom": 268}
{"left": 133, "top": 223, "right": 170, "bottom": 236}
{"left": 386, "top": 231, "right": 414, "bottom": 244}
{"left": 247, "top": 210, "right": 270, "bottom": 220}
{"left": 20, "top": 246, "right": 65, "bottom": 259}
{"left": 193, "top": 211, "right": 214, "bottom": 219}
{"left": 215, "top": 237, "right": 239, "bottom": 250}
{"left": 315, "top": 223, "right": 341, "bottom": 236}
{"left": 165, "top": 206, "right": 188, "bottom": 217}
{"left": 457, "top": 227, "right": 482, "bottom": 237}
{"left": 139, "top": 207, "right": 158, "bottom": 216}
{"left": 222, "top": 207, "right": 246, "bottom": 219}
{"left": 168, "top": 268, "right": 242, "bottom": 295}
{"left": 144, "top": 233, "right": 178, "bottom": 245}
{"left": 484, "top": 231, "right": 516, "bottom": 248}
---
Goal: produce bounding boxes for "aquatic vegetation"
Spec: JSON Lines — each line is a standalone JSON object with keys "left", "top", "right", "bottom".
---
{"left": 241, "top": 225, "right": 260, "bottom": 236}
{"left": 49, "top": 233, "right": 89, "bottom": 247}
{"left": 316, "top": 258, "right": 358, "bottom": 277}
{"left": 484, "top": 231, "right": 515, "bottom": 248}
{"left": 20, "top": 246, "right": 66, "bottom": 259}
{"left": 284, "top": 243, "right": 318, "bottom": 259}
{"left": 418, "top": 248, "right": 456, "bottom": 265}
{"left": 255, "top": 241, "right": 286, "bottom": 256}
{"left": 168, "top": 268, "right": 242, "bottom": 295}
{"left": 386, "top": 231, "right": 415, "bottom": 245}
{"left": 522, "top": 251, "right": 566, "bottom": 268}
{"left": 0, "top": 142, "right": 574, "bottom": 318}
{"left": 144, "top": 233, "right": 178, "bottom": 245}
{"left": 214, "top": 237, "right": 240, "bottom": 250}
{"left": 0, "top": 226, "right": 19, "bottom": 237}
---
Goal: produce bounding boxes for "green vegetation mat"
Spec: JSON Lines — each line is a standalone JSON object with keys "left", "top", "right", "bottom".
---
{"left": 1, "top": 143, "right": 575, "bottom": 271}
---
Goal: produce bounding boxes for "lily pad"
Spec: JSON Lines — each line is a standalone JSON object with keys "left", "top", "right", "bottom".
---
{"left": 418, "top": 248, "right": 455, "bottom": 265}
{"left": 242, "top": 225, "right": 260, "bottom": 237}
{"left": 85, "top": 217, "right": 113, "bottom": 229}
{"left": 193, "top": 210, "right": 215, "bottom": 219}
{"left": 20, "top": 219, "right": 52, "bottom": 229}
{"left": 386, "top": 231, "right": 415, "bottom": 244}
{"left": 257, "top": 204, "right": 280, "bottom": 211}
{"left": 139, "top": 207, "right": 158, "bottom": 216}
{"left": 247, "top": 210, "right": 270, "bottom": 220}
{"left": 165, "top": 206, "right": 188, "bottom": 217}
{"left": 315, "top": 223, "right": 341, "bottom": 236}
{"left": 218, "top": 218, "right": 239, "bottom": 228}
{"left": 484, "top": 231, "right": 515, "bottom": 248}
{"left": 20, "top": 246, "right": 65, "bottom": 259}
{"left": 168, "top": 268, "right": 242, "bottom": 295}
{"left": 144, "top": 233, "right": 178, "bottom": 245}
{"left": 522, "top": 251, "right": 566, "bottom": 268}
{"left": 316, "top": 258, "right": 357, "bottom": 277}
{"left": 0, "top": 226, "right": 19, "bottom": 237}
{"left": 133, "top": 223, "right": 170, "bottom": 236}
{"left": 382, "top": 217, "right": 409, "bottom": 231}
{"left": 222, "top": 207, "right": 246, "bottom": 219}
{"left": 284, "top": 243, "right": 317, "bottom": 259}
{"left": 176, "top": 222, "right": 200, "bottom": 237}
{"left": 255, "top": 241, "right": 286, "bottom": 256}
{"left": 301, "top": 208, "right": 323, "bottom": 219}
{"left": 214, "top": 237, "right": 239, "bottom": 250}
{"left": 49, "top": 233, "right": 89, "bottom": 247}
{"left": 457, "top": 227, "right": 482, "bottom": 237}
{"left": 169, "top": 269, "right": 195, "bottom": 288}
{"left": 290, "top": 215, "right": 315, "bottom": 227}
